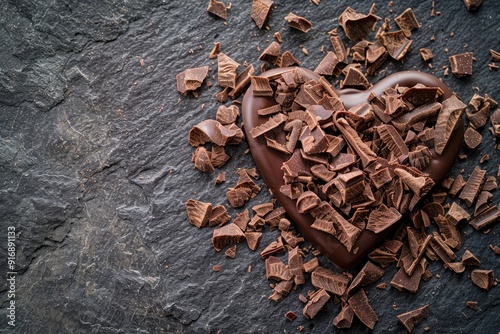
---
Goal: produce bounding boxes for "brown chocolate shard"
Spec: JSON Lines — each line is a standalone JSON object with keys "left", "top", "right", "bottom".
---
{"left": 391, "top": 259, "right": 425, "bottom": 293}
{"left": 463, "top": 0, "right": 483, "bottom": 11}
{"left": 218, "top": 53, "right": 240, "bottom": 88}
{"left": 192, "top": 146, "right": 214, "bottom": 172}
{"left": 466, "top": 301, "right": 478, "bottom": 310}
{"left": 284, "top": 311, "right": 297, "bottom": 321}
{"left": 339, "top": 7, "right": 380, "bottom": 40}
{"left": 347, "top": 261, "right": 385, "bottom": 295}
{"left": 419, "top": 48, "right": 433, "bottom": 61}
{"left": 228, "top": 64, "right": 255, "bottom": 99}
{"left": 189, "top": 119, "right": 244, "bottom": 146}
{"left": 434, "top": 95, "right": 466, "bottom": 155}
{"left": 394, "top": 167, "right": 434, "bottom": 198}
{"left": 490, "top": 244, "right": 500, "bottom": 255}
{"left": 259, "top": 41, "right": 281, "bottom": 65}
{"left": 249, "top": 113, "right": 288, "bottom": 138}
{"left": 449, "top": 174, "right": 466, "bottom": 197}
{"left": 311, "top": 266, "right": 351, "bottom": 296}
{"left": 464, "top": 127, "right": 482, "bottom": 149}
{"left": 209, "top": 41, "right": 221, "bottom": 59}
{"left": 445, "top": 202, "right": 470, "bottom": 225}
{"left": 366, "top": 42, "right": 388, "bottom": 75}
{"left": 211, "top": 145, "right": 230, "bottom": 168}
{"left": 251, "top": 76, "right": 273, "bottom": 97}
{"left": 491, "top": 49, "right": 500, "bottom": 62}
{"left": 391, "top": 102, "right": 441, "bottom": 132}
{"left": 429, "top": 233, "right": 456, "bottom": 263}
{"left": 252, "top": 203, "right": 274, "bottom": 217}
{"left": 435, "top": 215, "right": 461, "bottom": 249}
{"left": 251, "top": 0, "right": 273, "bottom": 29}
{"left": 176, "top": 66, "right": 209, "bottom": 95}
{"left": 459, "top": 166, "right": 486, "bottom": 207}
{"left": 348, "top": 289, "right": 378, "bottom": 330}
{"left": 185, "top": 199, "right": 212, "bottom": 228}
{"left": 470, "top": 269, "right": 494, "bottom": 290}
{"left": 314, "top": 52, "right": 340, "bottom": 76}
{"left": 474, "top": 191, "right": 492, "bottom": 216}
{"left": 207, "top": 0, "right": 227, "bottom": 20}
{"left": 280, "top": 51, "right": 302, "bottom": 67}
{"left": 212, "top": 223, "right": 246, "bottom": 251}
{"left": 208, "top": 205, "right": 231, "bottom": 226}
{"left": 449, "top": 52, "right": 474, "bottom": 77}
{"left": 296, "top": 191, "right": 321, "bottom": 213}
{"left": 329, "top": 31, "right": 348, "bottom": 64}
{"left": 284, "top": 13, "right": 312, "bottom": 33}
{"left": 377, "top": 124, "right": 409, "bottom": 161}
{"left": 226, "top": 187, "right": 252, "bottom": 207}
{"left": 215, "top": 171, "right": 226, "bottom": 185}
{"left": 367, "top": 204, "right": 402, "bottom": 234}
{"left": 216, "top": 105, "right": 240, "bottom": 125}
{"left": 378, "top": 30, "right": 412, "bottom": 60}
{"left": 397, "top": 304, "right": 429, "bottom": 333}
{"left": 469, "top": 205, "right": 500, "bottom": 230}
{"left": 335, "top": 117, "right": 377, "bottom": 168}
{"left": 233, "top": 209, "right": 250, "bottom": 231}
{"left": 394, "top": 8, "right": 421, "bottom": 38}
{"left": 462, "top": 249, "right": 481, "bottom": 266}
{"left": 408, "top": 146, "right": 432, "bottom": 170}
{"left": 302, "top": 288, "right": 330, "bottom": 319}
{"left": 333, "top": 304, "right": 355, "bottom": 329}
{"left": 260, "top": 237, "right": 286, "bottom": 258}
{"left": 340, "top": 67, "right": 370, "bottom": 90}
{"left": 265, "top": 256, "right": 292, "bottom": 281}
{"left": 245, "top": 231, "right": 262, "bottom": 251}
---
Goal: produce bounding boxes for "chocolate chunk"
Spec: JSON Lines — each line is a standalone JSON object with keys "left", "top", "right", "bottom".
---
{"left": 366, "top": 42, "right": 388, "bottom": 75}
{"left": 391, "top": 259, "right": 425, "bottom": 293}
{"left": 435, "top": 215, "right": 461, "bottom": 249}
{"left": 207, "top": 0, "right": 227, "bottom": 20}
{"left": 469, "top": 205, "right": 500, "bottom": 230}
{"left": 215, "top": 171, "right": 226, "bottom": 185}
{"left": 226, "top": 187, "right": 252, "bottom": 207}
{"left": 339, "top": 7, "right": 380, "bottom": 40}
{"left": 296, "top": 191, "right": 321, "bottom": 213}
{"left": 251, "top": 76, "right": 273, "bottom": 97}
{"left": 429, "top": 233, "right": 456, "bottom": 263}
{"left": 218, "top": 53, "right": 240, "bottom": 88}
{"left": 394, "top": 167, "right": 434, "bottom": 198}
{"left": 284, "top": 13, "right": 312, "bottom": 33}
{"left": 391, "top": 102, "right": 442, "bottom": 132}
{"left": 265, "top": 256, "right": 292, "bottom": 281}
{"left": 367, "top": 204, "right": 402, "bottom": 234}
{"left": 259, "top": 41, "right": 281, "bottom": 65}
{"left": 245, "top": 231, "right": 262, "bottom": 251}
{"left": 251, "top": 0, "right": 273, "bottom": 29}
{"left": 464, "top": 127, "right": 482, "bottom": 149}
{"left": 192, "top": 146, "right": 214, "bottom": 172}
{"left": 459, "top": 166, "right": 486, "bottom": 207}
{"left": 408, "top": 146, "right": 432, "bottom": 170}
{"left": 334, "top": 117, "right": 377, "bottom": 168}
{"left": 252, "top": 203, "right": 274, "bottom": 217}
{"left": 333, "top": 304, "right": 355, "bottom": 329}
{"left": 329, "top": 30, "right": 348, "bottom": 64}
{"left": 189, "top": 119, "right": 244, "bottom": 146}
{"left": 264, "top": 207, "right": 286, "bottom": 227}
{"left": 249, "top": 113, "right": 288, "bottom": 138}
{"left": 209, "top": 41, "right": 221, "bottom": 59}
{"left": 185, "top": 199, "right": 212, "bottom": 228}
{"left": 348, "top": 289, "right": 378, "bottom": 329}
{"left": 280, "top": 51, "right": 302, "bottom": 67}
{"left": 228, "top": 64, "right": 255, "bottom": 99}
{"left": 445, "top": 202, "right": 470, "bottom": 225}
{"left": 434, "top": 95, "right": 466, "bottom": 155}
{"left": 225, "top": 245, "right": 237, "bottom": 258}
{"left": 302, "top": 288, "right": 330, "bottom": 319}
{"left": 288, "top": 247, "right": 305, "bottom": 285}
{"left": 212, "top": 223, "right": 246, "bottom": 251}
{"left": 377, "top": 124, "right": 409, "bottom": 161}
{"left": 208, "top": 205, "right": 231, "bottom": 226}
{"left": 284, "top": 311, "right": 297, "bottom": 321}
{"left": 377, "top": 30, "right": 412, "bottom": 60}
{"left": 449, "top": 52, "right": 474, "bottom": 77}
{"left": 463, "top": 0, "right": 483, "bottom": 11}
{"left": 449, "top": 174, "right": 466, "bottom": 197}
{"left": 216, "top": 105, "right": 240, "bottom": 125}
{"left": 311, "top": 266, "right": 350, "bottom": 296}
{"left": 474, "top": 191, "right": 492, "bottom": 216}
{"left": 176, "top": 66, "right": 209, "bottom": 95}
{"left": 347, "top": 261, "right": 385, "bottom": 295}
{"left": 461, "top": 249, "right": 481, "bottom": 266}
{"left": 394, "top": 8, "right": 421, "bottom": 38}
{"left": 233, "top": 209, "right": 250, "bottom": 231}
{"left": 470, "top": 269, "right": 495, "bottom": 290}
{"left": 340, "top": 67, "right": 370, "bottom": 90}
{"left": 211, "top": 145, "right": 230, "bottom": 168}
{"left": 419, "top": 48, "right": 433, "bottom": 61}
{"left": 491, "top": 49, "right": 500, "bottom": 62}
{"left": 490, "top": 245, "right": 500, "bottom": 255}
{"left": 260, "top": 237, "right": 286, "bottom": 258}
{"left": 397, "top": 305, "right": 429, "bottom": 333}
{"left": 314, "top": 52, "right": 340, "bottom": 76}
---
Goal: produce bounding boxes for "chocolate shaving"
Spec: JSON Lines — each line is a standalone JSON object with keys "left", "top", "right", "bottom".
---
{"left": 435, "top": 215, "right": 461, "bottom": 249}
{"left": 215, "top": 171, "right": 226, "bottom": 185}
{"left": 249, "top": 113, "right": 288, "bottom": 138}
{"left": 491, "top": 49, "right": 500, "bottom": 62}
{"left": 449, "top": 52, "right": 474, "bottom": 77}
{"left": 207, "top": 0, "right": 227, "bottom": 20}
{"left": 340, "top": 67, "right": 370, "bottom": 90}
{"left": 445, "top": 202, "right": 470, "bottom": 225}
{"left": 216, "top": 105, "right": 240, "bottom": 125}
{"left": 185, "top": 199, "right": 212, "bottom": 228}
{"left": 348, "top": 289, "right": 378, "bottom": 330}
{"left": 251, "top": 0, "right": 273, "bottom": 29}
{"left": 391, "top": 102, "right": 441, "bottom": 132}
{"left": 339, "top": 7, "right": 380, "bottom": 40}
{"left": 333, "top": 304, "right": 355, "bottom": 329}
{"left": 470, "top": 269, "right": 494, "bottom": 290}
{"left": 347, "top": 261, "right": 385, "bottom": 295}
{"left": 377, "top": 30, "right": 412, "bottom": 60}
{"left": 260, "top": 237, "right": 286, "bottom": 258}
{"left": 367, "top": 204, "right": 402, "bottom": 233}
{"left": 366, "top": 42, "right": 388, "bottom": 75}
{"left": 434, "top": 95, "right": 466, "bottom": 155}
{"left": 211, "top": 145, "right": 230, "bottom": 168}
{"left": 192, "top": 146, "right": 214, "bottom": 172}
{"left": 394, "top": 8, "right": 421, "bottom": 38}
{"left": 176, "top": 66, "right": 209, "bottom": 95}
{"left": 394, "top": 167, "right": 434, "bottom": 198}
{"left": 245, "top": 231, "right": 262, "bottom": 251}
{"left": 449, "top": 174, "right": 466, "bottom": 197}
{"left": 408, "top": 146, "right": 432, "bottom": 170}
{"left": 212, "top": 223, "right": 246, "bottom": 251}
{"left": 459, "top": 166, "right": 486, "bottom": 207}
{"left": 469, "top": 205, "right": 500, "bottom": 230}
{"left": 284, "top": 13, "right": 312, "bottom": 33}
{"left": 302, "top": 289, "right": 330, "bottom": 319}
{"left": 397, "top": 304, "right": 429, "bottom": 333}
{"left": 228, "top": 64, "right": 255, "bottom": 99}
{"left": 429, "top": 233, "right": 456, "bottom": 263}
{"left": 233, "top": 209, "right": 250, "bottom": 231}
{"left": 288, "top": 247, "right": 305, "bottom": 285}
{"left": 280, "top": 51, "right": 302, "bottom": 67}
{"left": 251, "top": 76, "right": 273, "bottom": 97}
{"left": 334, "top": 117, "right": 377, "bottom": 168}
{"left": 329, "top": 30, "right": 348, "bottom": 64}
{"left": 466, "top": 301, "right": 478, "bottom": 310}
{"left": 189, "top": 119, "right": 244, "bottom": 147}
{"left": 461, "top": 249, "right": 481, "bottom": 266}
{"left": 391, "top": 259, "right": 425, "bottom": 293}
{"left": 463, "top": 0, "right": 483, "bottom": 11}
{"left": 377, "top": 124, "right": 409, "bottom": 161}
{"left": 265, "top": 256, "right": 292, "bottom": 281}
{"left": 208, "top": 205, "right": 231, "bottom": 226}
{"left": 259, "top": 41, "right": 281, "bottom": 65}
{"left": 474, "top": 191, "right": 492, "bottom": 216}
{"left": 225, "top": 245, "right": 237, "bottom": 258}
{"left": 311, "top": 266, "right": 351, "bottom": 296}
{"left": 314, "top": 52, "right": 340, "bottom": 76}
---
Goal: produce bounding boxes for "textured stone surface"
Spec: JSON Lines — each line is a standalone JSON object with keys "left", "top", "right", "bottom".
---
{"left": 0, "top": 0, "right": 498, "bottom": 333}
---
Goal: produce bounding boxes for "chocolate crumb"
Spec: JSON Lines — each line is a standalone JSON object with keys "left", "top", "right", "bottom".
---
{"left": 333, "top": 304, "right": 355, "bottom": 329}
{"left": 215, "top": 171, "right": 226, "bottom": 184}
{"left": 470, "top": 269, "right": 495, "bottom": 290}
{"left": 251, "top": 0, "right": 274, "bottom": 29}
{"left": 463, "top": 0, "right": 483, "bottom": 11}
{"left": 449, "top": 52, "right": 473, "bottom": 77}
{"left": 489, "top": 244, "right": 500, "bottom": 255}
{"left": 212, "top": 264, "right": 221, "bottom": 272}
{"left": 284, "top": 13, "right": 312, "bottom": 33}
{"left": 376, "top": 282, "right": 387, "bottom": 289}
{"left": 397, "top": 304, "right": 429, "bottom": 333}
{"left": 209, "top": 42, "right": 221, "bottom": 59}
{"left": 225, "top": 245, "right": 237, "bottom": 258}
{"left": 466, "top": 301, "right": 478, "bottom": 310}
{"left": 285, "top": 311, "right": 297, "bottom": 321}
{"left": 491, "top": 49, "right": 500, "bottom": 62}
{"left": 419, "top": 48, "right": 433, "bottom": 61}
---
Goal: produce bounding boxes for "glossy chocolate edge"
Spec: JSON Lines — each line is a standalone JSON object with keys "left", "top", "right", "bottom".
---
{"left": 242, "top": 67, "right": 464, "bottom": 269}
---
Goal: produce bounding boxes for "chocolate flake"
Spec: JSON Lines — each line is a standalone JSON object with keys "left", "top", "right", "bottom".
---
{"left": 259, "top": 41, "right": 281, "bottom": 65}
{"left": 474, "top": 191, "right": 492, "bottom": 216}
{"left": 469, "top": 205, "right": 500, "bottom": 230}
{"left": 209, "top": 41, "right": 221, "bottom": 59}
{"left": 215, "top": 171, "right": 226, "bottom": 184}
{"left": 284, "top": 13, "right": 312, "bottom": 33}
{"left": 314, "top": 52, "right": 340, "bottom": 76}
{"left": 397, "top": 304, "right": 429, "bottom": 333}
{"left": 341, "top": 67, "right": 370, "bottom": 90}
{"left": 311, "top": 266, "right": 350, "bottom": 296}
{"left": 434, "top": 95, "right": 466, "bottom": 155}
{"left": 348, "top": 289, "right": 378, "bottom": 330}
{"left": 377, "top": 30, "right": 413, "bottom": 60}
{"left": 333, "top": 304, "right": 355, "bottom": 329}
{"left": 445, "top": 202, "right": 470, "bottom": 225}
{"left": 208, "top": 205, "right": 231, "bottom": 226}
{"left": 470, "top": 269, "right": 494, "bottom": 290}
{"left": 250, "top": 113, "right": 288, "bottom": 138}
{"left": 464, "top": 127, "right": 482, "bottom": 149}
{"left": 459, "top": 166, "right": 486, "bottom": 207}
{"left": 296, "top": 191, "right": 321, "bottom": 213}
{"left": 284, "top": 311, "right": 297, "bottom": 321}
{"left": 176, "top": 66, "right": 209, "bottom": 95}
{"left": 192, "top": 146, "right": 214, "bottom": 172}
{"left": 449, "top": 52, "right": 473, "bottom": 77}
{"left": 303, "top": 289, "right": 330, "bottom": 319}
{"left": 245, "top": 231, "right": 262, "bottom": 251}
{"left": 491, "top": 49, "right": 500, "bottom": 62}
{"left": 449, "top": 174, "right": 466, "bottom": 197}
{"left": 394, "top": 8, "right": 421, "bottom": 38}
{"left": 218, "top": 53, "right": 240, "bottom": 89}
{"left": 212, "top": 223, "right": 246, "bottom": 251}
{"left": 189, "top": 119, "right": 244, "bottom": 146}
{"left": 265, "top": 256, "right": 292, "bottom": 281}
{"left": 260, "top": 237, "right": 286, "bottom": 258}
{"left": 466, "top": 301, "right": 478, "bottom": 310}
{"left": 229, "top": 64, "right": 255, "bottom": 100}
{"left": 391, "top": 259, "right": 425, "bottom": 293}
{"left": 377, "top": 124, "right": 409, "bottom": 161}
{"left": 329, "top": 30, "right": 348, "bottom": 63}
{"left": 461, "top": 249, "right": 481, "bottom": 266}
{"left": 347, "top": 261, "right": 385, "bottom": 295}
{"left": 280, "top": 51, "right": 302, "bottom": 67}
{"left": 207, "top": 0, "right": 227, "bottom": 20}
{"left": 251, "top": 76, "right": 274, "bottom": 97}
{"left": 225, "top": 245, "right": 237, "bottom": 258}
{"left": 186, "top": 199, "right": 212, "bottom": 228}
{"left": 251, "top": 0, "right": 273, "bottom": 29}
{"left": 419, "top": 48, "right": 433, "bottom": 61}
{"left": 490, "top": 244, "right": 500, "bottom": 255}
{"left": 211, "top": 145, "right": 230, "bottom": 168}
{"left": 216, "top": 105, "right": 240, "bottom": 125}
{"left": 339, "top": 7, "right": 380, "bottom": 40}
{"left": 463, "top": 0, "right": 483, "bottom": 11}
{"left": 367, "top": 204, "right": 402, "bottom": 233}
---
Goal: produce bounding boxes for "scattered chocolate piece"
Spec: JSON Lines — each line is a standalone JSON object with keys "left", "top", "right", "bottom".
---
{"left": 245, "top": 231, "right": 262, "bottom": 251}
{"left": 434, "top": 95, "right": 466, "bottom": 155}
{"left": 490, "top": 244, "right": 500, "bottom": 255}
{"left": 397, "top": 304, "right": 429, "bottom": 333}
{"left": 189, "top": 119, "right": 244, "bottom": 147}
{"left": 470, "top": 269, "right": 495, "bottom": 290}
{"left": 228, "top": 64, "right": 255, "bottom": 99}
{"left": 192, "top": 146, "right": 214, "bottom": 172}
{"left": 284, "top": 13, "right": 312, "bottom": 33}
{"left": 212, "top": 223, "right": 246, "bottom": 251}
{"left": 303, "top": 289, "right": 330, "bottom": 319}
{"left": 280, "top": 51, "right": 302, "bottom": 67}
{"left": 311, "top": 266, "right": 351, "bottom": 296}
{"left": 333, "top": 304, "right": 354, "bottom": 328}
{"left": 265, "top": 256, "right": 292, "bottom": 281}
{"left": 176, "top": 66, "right": 209, "bottom": 95}
{"left": 367, "top": 204, "right": 402, "bottom": 234}
{"left": 464, "top": 127, "right": 482, "bottom": 149}
{"left": 339, "top": 7, "right": 380, "bottom": 40}
{"left": 218, "top": 53, "right": 240, "bottom": 88}
{"left": 461, "top": 249, "right": 481, "bottom": 266}
{"left": 208, "top": 205, "right": 231, "bottom": 226}
{"left": 251, "top": 0, "right": 274, "bottom": 29}
{"left": 340, "top": 67, "right": 370, "bottom": 90}
{"left": 251, "top": 76, "right": 274, "bottom": 97}
{"left": 303, "top": 257, "right": 319, "bottom": 273}
{"left": 377, "top": 30, "right": 413, "bottom": 60}
{"left": 474, "top": 191, "right": 492, "bottom": 216}
{"left": 259, "top": 41, "right": 281, "bottom": 65}
{"left": 347, "top": 261, "right": 385, "bottom": 295}
{"left": 260, "top": 237, "right": 286, "bottom": 258}
{"left": 466, "top": 301, "right": 478, "bottom": 310}
{"left": 212, "top": 264, "right": 221, "bottom": 272}
{"left": 209, "top": 41, "right": 221, "bottom": 59}
{"left": 394, "top": 8, "right": 421, "bottom": 38}
{"left": 216, "top": 105, "right": 240, "bottom": 125}
{"left": 285, "top": 311, "right": 297, "bottom": 321}
{"left": 391, "top": 259, "right": 425, "bottom": 293}
{"left": 463, "top": 0, "right": 483, "bottom": 11}
{"left": 449, "top": 174, "right": 466, "bottom": 197}
{"left": 449, "top": 52, "right": 473, "bottom": 77}
{"left": 376, "top": 282, "right": 387, "bottom": 289}
{"left": 215, "top": 171, "right": 226, "bottom": 184}
{"left": 469, "top": 205, "right": 500, "bottom": 230}
{"left": 348, "top": 289, "right": 378, "bottom": 329}
{"left": 491, "top": 49, "right": 500, "bottom": 62}
{"left": 314, "top": 52, "right": 340, "bottom": 76}
{"left": 186, "top": 199, "right": 212, "bottom": 228}
{"left": 445, "top": 202, "right": 470, "bottom": 225}
{"left": 329, "top": 29, "right": 348, "bottom": 63}
{"left": 419, "top": 48, "right": 433, "bottom": 61}
{"left": 225, "top": 245, "right": 237, "bottom": 258}
{"left": 459, "top": 166, "right": 486, "bottom": 207}
{"left": 207, "top": 0, "right": 227, "bottom": 20}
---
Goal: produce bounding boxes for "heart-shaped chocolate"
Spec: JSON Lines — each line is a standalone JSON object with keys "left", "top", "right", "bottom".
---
{"left": 242, "top": 67, "right": 464, "bottom": 269}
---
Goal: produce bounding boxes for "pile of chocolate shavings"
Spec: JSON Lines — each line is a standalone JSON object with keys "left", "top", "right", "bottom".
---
{"left": 180, "top": 3, "right": 499, "bottom": 333}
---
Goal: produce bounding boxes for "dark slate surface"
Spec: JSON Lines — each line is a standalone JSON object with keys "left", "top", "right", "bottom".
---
{"left": 0, "top": 1, "right": 499, "bottom": 333}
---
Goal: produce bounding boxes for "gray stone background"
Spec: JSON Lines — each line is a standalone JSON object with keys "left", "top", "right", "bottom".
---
{"left": 0, "top": 0, "right": 498, "bottom": 333}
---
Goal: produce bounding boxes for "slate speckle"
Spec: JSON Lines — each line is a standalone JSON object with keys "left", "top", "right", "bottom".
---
{"left": 0, "top": 1, "right": 499, "bottom": 333}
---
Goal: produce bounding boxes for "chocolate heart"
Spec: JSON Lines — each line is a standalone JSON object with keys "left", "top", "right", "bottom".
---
{"left": 242, "top": 67, "right": 464, "bottom": 269}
